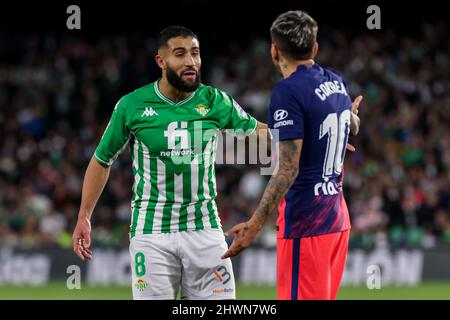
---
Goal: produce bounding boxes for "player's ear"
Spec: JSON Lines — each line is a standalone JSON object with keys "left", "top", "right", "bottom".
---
{"left": 271, "top": 43, "right": 279, "bottom": 62}
{"left": 312, "top": 42, "right": 319, "bottom": 59}
{"left": 155, "top": 54, "right": 166, "bottom": 70}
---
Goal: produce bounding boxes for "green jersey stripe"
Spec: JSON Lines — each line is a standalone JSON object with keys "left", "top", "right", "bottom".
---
{"left": 185, "top": 202, "right": 197, "bottom": 231}
{"left": 194, "top": 140, "right": 213, "bottom": 230}
{"left": 208, "top": 137, "right": 219, "bottom": 228}
{"left": 170, "top": 172, "right": 183, "bottom": 232}
{"left": 130, "top": 140, "right": 144, "bottom": 238}
{"left": 130, "top": 140, "right": 139, "bottom": 208}
{"left": 186, "top": 156, "right": 200, "bottom": 230}
{"left": 212, "top": 137, "right": 220, "bottom": 228}
{"left": 143, "top": 156, "right": 159, "bottom": 234}
{"left": 129, "top": 140, "right": 140, "bottom": 235}
{"left": 200, "top": 138, "right": 213, "bottom": 228}
{"left": 161, "top": 161, "right": 175, "bottom": 233}
{"left": 178, "top": 169, "right": 191, "bottom": 232}
{"left": 137, "top": 142, "right": 152, "bottom": 233}
{"left": 212, "top": 200, "right": 221, "bottom": 228}
{"left": 151, "top": 158, "right": 167, "bottom": 233}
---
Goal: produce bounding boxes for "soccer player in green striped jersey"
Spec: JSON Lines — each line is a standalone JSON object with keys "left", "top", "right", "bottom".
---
{"left": 72, "top": 26, "right": 268, "bottom": 299}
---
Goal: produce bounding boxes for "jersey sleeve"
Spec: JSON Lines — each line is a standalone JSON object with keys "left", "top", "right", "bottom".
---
{"left": 217, "top": 90, "right": 258, "bottom": 135}
{"left": 94, "top": 97, "right": 130, "bottom": 166}
{"left": 268, "top": 82, "right": 305, "bottom": 141}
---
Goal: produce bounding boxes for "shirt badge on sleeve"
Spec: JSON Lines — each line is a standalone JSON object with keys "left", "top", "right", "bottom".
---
{"left": 273, "top": 109, "right": 293, "bottom": 128}
{"left": 232, "top": 99, "right": 249, "bottom": 119}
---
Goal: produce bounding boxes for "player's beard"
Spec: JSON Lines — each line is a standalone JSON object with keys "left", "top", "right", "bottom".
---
{"left": 166, "top": 64, "right": 201, "bottom": 93}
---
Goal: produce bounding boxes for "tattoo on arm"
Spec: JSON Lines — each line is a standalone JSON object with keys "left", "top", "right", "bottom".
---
{"left": 253, "top": 139, "right": 302, "bottom": 227}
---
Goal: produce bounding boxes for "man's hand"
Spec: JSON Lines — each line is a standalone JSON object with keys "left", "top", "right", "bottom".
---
{"left": 346, "top": 143, "right": 356, "bottom": 152}
{"left": 350, "top": 95, "right": 363, "bottom": 136}
{"left": 221, "top": 218, "right": 262, "bottom": 259}
{"left": 352, "top": 95, "right": 363, "bottom": 114}
{"left": 72, "top": 216, "right": 93, "bottom": 260}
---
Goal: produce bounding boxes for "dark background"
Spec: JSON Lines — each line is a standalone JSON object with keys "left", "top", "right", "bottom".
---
{"left": 0, "top": 0, "right": 446, "bottom": 34}
{"left": 1, "top": 0, "right": 447, "bottom": 87}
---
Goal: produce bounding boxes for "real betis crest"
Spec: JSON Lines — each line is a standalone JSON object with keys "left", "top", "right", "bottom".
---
{"left": 135, "top": 278, "right": 148, "bottom": 292}
{"left": 195, "top": 104, "right": 210, "bottom": 116}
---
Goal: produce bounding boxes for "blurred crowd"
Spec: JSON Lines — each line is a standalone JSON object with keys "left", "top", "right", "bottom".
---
{"left": 0, "top": 21, "right": 449, "bottom": 250}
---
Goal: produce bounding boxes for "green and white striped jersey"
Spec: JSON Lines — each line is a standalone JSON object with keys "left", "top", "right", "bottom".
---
{"left": 94, "top": 80, "right": 258, "bottom": 237}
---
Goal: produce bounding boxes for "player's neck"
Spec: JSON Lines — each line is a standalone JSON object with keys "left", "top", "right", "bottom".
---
{"left": 281, "top": 59, "right": 315, "bottom": 78}
{"left": 158, "top": 77, "right": 192, "bottom": 103}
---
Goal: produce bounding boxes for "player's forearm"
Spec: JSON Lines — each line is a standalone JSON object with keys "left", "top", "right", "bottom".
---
{"left": 251, "top": 139, "right": 301, "bottom": 228}
{"left": 78, "top": 157, "right": 111, "bottom": 221}
{"left": 252, "top": 168, "right": 298, "bottom": 227}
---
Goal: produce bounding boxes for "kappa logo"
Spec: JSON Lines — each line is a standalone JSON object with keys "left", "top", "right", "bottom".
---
{"left": 141, "top": 107, "right": 159, "bottom": 117}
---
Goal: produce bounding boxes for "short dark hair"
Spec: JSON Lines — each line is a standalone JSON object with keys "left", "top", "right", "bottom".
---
{"left": 157, "top": 26, "right": 198, "bottom": 49}
{"left": 270, "top": 10, "right": 318, "bottom": 60}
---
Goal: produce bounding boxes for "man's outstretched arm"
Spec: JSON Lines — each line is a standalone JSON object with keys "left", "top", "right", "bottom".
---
{"left": 72, "top": 157, "right": 111, "bottom": 260}
{"left": 222, "top": 139, "right": 302, "bottom": 259}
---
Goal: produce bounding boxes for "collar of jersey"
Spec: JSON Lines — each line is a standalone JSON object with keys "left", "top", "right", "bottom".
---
{"left": 154, "top": 80, "right": 197, "bottom": 106}
{"left": 296, "top": 63, "right": 319, "bottom": 73}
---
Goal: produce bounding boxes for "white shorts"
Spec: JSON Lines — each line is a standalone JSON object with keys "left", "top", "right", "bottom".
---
{"left": 129, "top": 228, "right": 235, "bottom": 300}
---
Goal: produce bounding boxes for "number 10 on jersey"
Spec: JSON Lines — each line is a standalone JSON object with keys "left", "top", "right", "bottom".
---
{"left": 319, "top": 110, "right": 351, "bottom": 178}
